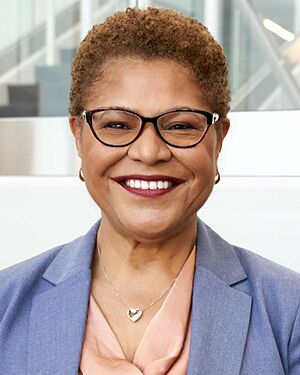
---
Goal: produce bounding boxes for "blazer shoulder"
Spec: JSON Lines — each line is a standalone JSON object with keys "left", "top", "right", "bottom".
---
{"left": 234, "top": 245, "right": 300, "bottom": 310}
{"left": 234, "top": 245, "right": 300, "bottom": 285}
{"left": 0, "top": 220, "right": 98, "bottom": 325}
{"left": 233, "top": 245, "right": 300, "bottom": 366}
{"left": 0, "top": 243, "right": 64, "bottom": 321}
{"left": 0, "top": 244, "right": 61, "bottom": 283}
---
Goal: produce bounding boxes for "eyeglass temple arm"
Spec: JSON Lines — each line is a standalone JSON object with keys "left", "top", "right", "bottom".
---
{"left": 212, "top": 113, "right": 220, "bottom": 124}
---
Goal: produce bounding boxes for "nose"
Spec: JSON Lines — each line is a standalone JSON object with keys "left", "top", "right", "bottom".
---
{"left": 127, "top": 122, "right": 172, "bottom": 165}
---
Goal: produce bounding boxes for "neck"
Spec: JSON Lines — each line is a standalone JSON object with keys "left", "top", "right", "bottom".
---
{"left": 93, "top": 214, "right": 197, "bottom": 285}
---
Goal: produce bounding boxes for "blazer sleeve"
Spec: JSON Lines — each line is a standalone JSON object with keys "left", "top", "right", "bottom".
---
{"left": 289, "top": 301, "right": 300, "bottom": 374}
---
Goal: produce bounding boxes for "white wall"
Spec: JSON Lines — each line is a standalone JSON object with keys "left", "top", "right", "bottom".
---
{"left": 223, "top": 110, "right": 300, "bottom": 176}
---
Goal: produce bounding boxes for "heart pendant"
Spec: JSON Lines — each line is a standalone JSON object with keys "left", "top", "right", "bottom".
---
{"left": 127, "top": 308, "right": 143, "bottom": 322}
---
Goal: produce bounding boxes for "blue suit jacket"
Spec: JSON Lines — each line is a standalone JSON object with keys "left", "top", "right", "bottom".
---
{"left": 1, "top": 219, "right": 300, "bottom": 374}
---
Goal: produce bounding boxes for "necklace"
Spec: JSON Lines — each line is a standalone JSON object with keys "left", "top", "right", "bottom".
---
{"left": 97, "top": 242, "right": 178, "bottom": 323}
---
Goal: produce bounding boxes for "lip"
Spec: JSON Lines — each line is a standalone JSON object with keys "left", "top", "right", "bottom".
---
{"left": 112, "top": 175, "right": 185, "bottom": 184}
{"left": 112, "top": 175, "right": 185, "bottom": 198}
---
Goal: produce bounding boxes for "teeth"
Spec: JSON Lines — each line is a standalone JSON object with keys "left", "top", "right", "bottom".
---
{"left": 125, "top": 179, "right": 173, "bottom": 190}
{"left": 141, "top": 181, "right": 149, "bottom": 190}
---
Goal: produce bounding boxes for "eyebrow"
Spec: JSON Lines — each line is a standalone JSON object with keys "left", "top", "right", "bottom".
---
{"left": 109, "top": 105, "right": 201, "bottom": 115}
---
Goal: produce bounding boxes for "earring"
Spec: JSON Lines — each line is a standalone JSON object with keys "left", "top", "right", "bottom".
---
{"left": 79, "top": 168, "right": 85, "bottom": 182}
{"left": 214, "top": 171, "right": 220, "bottom": 185}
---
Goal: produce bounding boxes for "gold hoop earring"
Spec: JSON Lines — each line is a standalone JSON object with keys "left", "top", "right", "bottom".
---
{"left": 214, "top": 171, "right": 220, "bottom": 185}
{"left": 79, "top": 168, "right": 85, "bottom": 182}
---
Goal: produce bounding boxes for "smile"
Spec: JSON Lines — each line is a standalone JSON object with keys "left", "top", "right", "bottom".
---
{"left": 113, "top": 175, "right": 184, "bottom": 198}
{"left": 125, "top": 179, "right": 173, "bottom": 190}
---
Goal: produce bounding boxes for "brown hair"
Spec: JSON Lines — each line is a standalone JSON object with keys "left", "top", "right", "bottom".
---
{"left": 69, "top": 7, "right": 230, "bottom": 117}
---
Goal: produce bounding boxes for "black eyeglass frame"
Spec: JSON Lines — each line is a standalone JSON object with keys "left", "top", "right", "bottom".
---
{"left": 81, "top": 107, "right": 220, "bottom": 149}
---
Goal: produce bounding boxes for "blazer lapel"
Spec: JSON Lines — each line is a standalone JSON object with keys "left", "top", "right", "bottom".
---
{"left": 187, "top": 220, "right": 252, "bottom": 375}
{"left": 26, "top": 218, "right": 251, "bottom": 374}
{"left": 27, "top": 221, "right": 100, "bottom": 375}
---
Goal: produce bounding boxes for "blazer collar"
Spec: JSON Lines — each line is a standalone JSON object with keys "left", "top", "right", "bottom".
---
{"left": 42, "top": 220, "right": 100, "bottom": 285}
{"left": 28, "top": 218, "right": 251, "bottom": 375}
{"left": 41, "top": 218, "right": 247, "bottom": 287}
{"left": 195, "top": 218, "right": 248, "bottom": 286}
{"left": 27, "top": 221, "right": 100, "bottom": 374}
{"left": 187, "top": 219, "right": 252, "bottom": 375}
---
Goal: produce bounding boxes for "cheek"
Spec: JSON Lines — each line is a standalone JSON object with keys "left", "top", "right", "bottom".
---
{"left": 190, "top": 155, "right": 216, "bottom": 211}
{"left": 180, "top": 140, "right": 218, "bottom": 180}
{"left": 176, "top": 140, "right": 217, "bottom": 208}
{"left": 83, "top": 149, "right": 120, "bottom": 178}
{"left": 192, "top": 158, "right": 215, "bottom": 192}
{"left": 80, "top": 132, "right": 126, "bottom": 179}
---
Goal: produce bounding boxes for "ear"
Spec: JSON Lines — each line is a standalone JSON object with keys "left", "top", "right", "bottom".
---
{"left": 69, "top": 116, "right": 83, "bottom": 158}
{"left": 216, "top": 117, "right": 230, "bottom": 157}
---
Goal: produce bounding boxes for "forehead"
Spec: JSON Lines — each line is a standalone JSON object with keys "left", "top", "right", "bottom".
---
{"left": 85, "top": 58, "right": 211, "bottom": 115}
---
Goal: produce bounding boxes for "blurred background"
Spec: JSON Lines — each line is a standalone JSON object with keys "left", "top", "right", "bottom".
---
{"left": 0, "top": 0, "right": 299, "bottom": 271}
{"left": 1, "top": 0, "right": 299, "bottom": 118}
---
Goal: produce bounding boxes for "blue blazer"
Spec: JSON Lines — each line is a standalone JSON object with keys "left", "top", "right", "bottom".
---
{"left": 1, "top": 219, "right": 300, "bottom": 374}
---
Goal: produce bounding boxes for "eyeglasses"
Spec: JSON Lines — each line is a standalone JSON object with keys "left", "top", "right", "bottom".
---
{"left": 81, "top": 107, "right": 220, "bottom": 148}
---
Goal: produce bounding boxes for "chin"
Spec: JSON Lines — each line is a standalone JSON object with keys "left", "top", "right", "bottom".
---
{"left": 119, "top": 213, "right": 180, "bottom": 241}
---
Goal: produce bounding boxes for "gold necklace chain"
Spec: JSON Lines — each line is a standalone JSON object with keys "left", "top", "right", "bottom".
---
{"left": 97, "top": 241, "right": 177, "bottom": 323}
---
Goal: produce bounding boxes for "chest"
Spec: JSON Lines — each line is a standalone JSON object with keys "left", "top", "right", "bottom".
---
{"left": 91, "top": 281, "right": 165, "bottom": 362}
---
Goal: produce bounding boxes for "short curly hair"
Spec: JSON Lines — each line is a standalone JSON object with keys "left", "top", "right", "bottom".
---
{"left": 69, "top": 7, "right": 230, "bottom": 117}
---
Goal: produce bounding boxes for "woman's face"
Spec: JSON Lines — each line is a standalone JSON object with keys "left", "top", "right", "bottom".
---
{"left": 70, "top": 58, "right": 229, "bottom": 241}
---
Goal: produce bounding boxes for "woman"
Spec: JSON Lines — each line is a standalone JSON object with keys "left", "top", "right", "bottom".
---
{"left": 0, "top": 7, "right": 299, "bottom": 375}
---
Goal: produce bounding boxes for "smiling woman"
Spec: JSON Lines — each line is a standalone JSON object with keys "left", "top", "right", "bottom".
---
{"left": 1, "top": 6, "right": 300, "bottom": 375}
{"left": 70, "top": 57, "right": 226, "bottom": 241}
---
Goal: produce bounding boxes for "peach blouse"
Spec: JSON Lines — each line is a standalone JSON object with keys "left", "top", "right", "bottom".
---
{"left": 78, "top": 247, "right": 196, "bottom": 375}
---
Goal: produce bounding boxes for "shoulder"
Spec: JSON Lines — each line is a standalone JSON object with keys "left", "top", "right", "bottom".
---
{"left": 0, "top": 245, "right": 61, "bottom": 280}
{"left": 233, "top": 246, "right": 300, "bottom": 370}
{"left": 0, "top": 221, "right": 98, "bottom": 323}
{"left": 233, "top": 245, "right": 300, "bottom": 328}
{"left": 0, "top": 245, "right": 63, "bottom": 319}
{"left": 197, "top": 219, "right": 300, "bottom": 297}
{"left": 0, "top": 232, "right": 85, "bottom": 324}
{"left": 234, "top": 244, "right": 300, "bottom": 293}
{"left": 200, "top": 217, "right": 300, "bottom": 336}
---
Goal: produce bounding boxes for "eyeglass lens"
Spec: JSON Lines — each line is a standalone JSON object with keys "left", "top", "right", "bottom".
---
{"left": 91, "top": 110, "right": 209, "bottom": 147}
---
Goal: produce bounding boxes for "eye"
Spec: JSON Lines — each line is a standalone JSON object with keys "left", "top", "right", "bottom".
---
{"left": 104, "top": 122, "right": 130, "bottom": 129}
{"left": 166, "top": 123, "right": 195, "bottom": 130}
